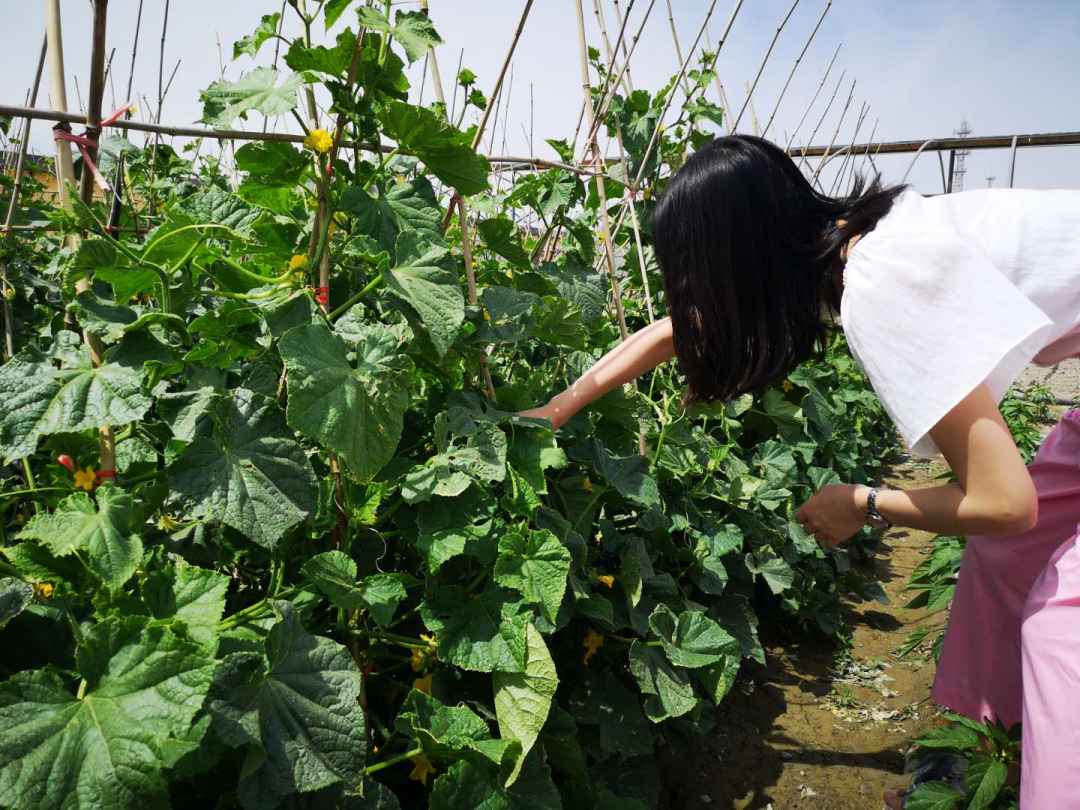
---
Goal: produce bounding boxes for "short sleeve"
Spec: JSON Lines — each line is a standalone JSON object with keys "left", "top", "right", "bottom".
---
{"left": 840, "top": 228, "right": 1055, "bottom": 458}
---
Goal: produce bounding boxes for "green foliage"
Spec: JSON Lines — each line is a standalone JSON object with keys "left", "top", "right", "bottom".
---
{"left": 0, "top": 4, "right": 899, "bottom": 808}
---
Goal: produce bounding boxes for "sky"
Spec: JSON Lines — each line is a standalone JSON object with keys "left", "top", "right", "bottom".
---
{"left": 4, "top": 0, "right": 1079, "bottom": 194}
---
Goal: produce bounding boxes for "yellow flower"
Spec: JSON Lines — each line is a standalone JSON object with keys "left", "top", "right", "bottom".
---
{"left": 582, "top": 629, "right": 604, "bottom": 666}
{"left": 782, "top": 380, "right": 794, "bottom": 393}
{"left": 157, "top": 514, "right": 181, "bottom": 532}
{"left": 327, "top": 220, "right": 338, "bottom": 238}
{"left": 304, "top": 128, "right": 333, "bottom": 154}
{"left": 413, "top": 673, "right": 433, "bottom": 695}
{"left": 288, "top": 254, "right": 309, "bottom": 272}
{"left": 409, "top": 753, "right": 436, "bottom": 785}
{"left": 421, "top": 633, "right": 437, "bottom": 648}
{"left": 410, "top": 647, "right": 426, "bottom": 672}
{"left": 596, "top": 574, "right": 615, "bottom": 589}
{"left": 582, "top": 476, "right": 593, "bottom": 494}
{"left": 33, "top": 582, "right": 54, "bottom": 600}
{"left": 73, "top": 467, "right": 97, "bottom": 491}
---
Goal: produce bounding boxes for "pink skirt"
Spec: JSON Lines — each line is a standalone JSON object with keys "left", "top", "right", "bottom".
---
{"left": 933, "top": 409, "right": 1080, "bottom": 808}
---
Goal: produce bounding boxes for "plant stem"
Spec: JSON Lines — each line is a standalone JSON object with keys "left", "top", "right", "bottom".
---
{"left": 327, "top": 273, "right": 383, "bottom": 321}
{"left": 360, "top": 746, "right": 423, "bottom": 777}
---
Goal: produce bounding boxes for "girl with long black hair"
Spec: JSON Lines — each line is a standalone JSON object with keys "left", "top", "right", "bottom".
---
{"left": 523, "top": 134, "right": 1080, "bottom": 808}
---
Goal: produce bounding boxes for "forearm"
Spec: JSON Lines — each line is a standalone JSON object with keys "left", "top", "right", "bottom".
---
{"left": 866, "top": 481, "right": 1038, "bottom": 536}
{"left": 547, "top": 317, "right": 675, "bottom": 426}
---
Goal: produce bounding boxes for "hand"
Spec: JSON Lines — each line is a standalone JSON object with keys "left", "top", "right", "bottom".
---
{"left": 795, "top": 484, "right": 869, "bottom": 548}
{"left": 518, "top": 401, "right": 562, "bottom": 430}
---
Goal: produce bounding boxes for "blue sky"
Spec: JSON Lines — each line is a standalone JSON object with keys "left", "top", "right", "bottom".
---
{"left": 4, "top": 0, "right": 1079, "bottom": 193}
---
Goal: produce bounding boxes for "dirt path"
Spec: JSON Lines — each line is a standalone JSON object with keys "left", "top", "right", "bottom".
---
{"left": 663, "top": 457, "right": 948, "bottom": 810}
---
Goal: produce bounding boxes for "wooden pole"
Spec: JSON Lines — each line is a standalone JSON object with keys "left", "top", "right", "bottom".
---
{"left": 45, "top": 0, "right": 77, "bottom": 213}
{"left": 80, "top": 0, "right": 109, "bottom": 205}
{"left": 761, "top": 0, "right": 830, "bottom": 140}
{"left": 784, "top": 42, "right": 840, "bottom": 151}
{"left": 576, "top": 0, "right": 629, "bottom": 341}
{"left": 594, "top": 0, "right": 634, "bottom": 96}
{"left": 610, "top": 0, "right": 636, "bottom": 92}
{"left": 810, "top": 77, "right": 856, "bottom": 184}
{"left": 732, "top": 0, "right": 799, "bottom": 132}
{"left": 664, "top": 0, "right": 693, "bottom": 95}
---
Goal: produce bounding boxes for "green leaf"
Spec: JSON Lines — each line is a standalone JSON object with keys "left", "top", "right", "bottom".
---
{"left": 421, "top": 586, "right": 528, "bottom": 673}
{"left": 569, "top": 440, "right": 660, "bottom": 508}
{"left": 208, "top": 602, "right": 367, "bottom": 808}
{"left": 0, "top": 347, "right": 151, "bottom": 464}
{"left": 477, "top": 217, "right": 530, "bottom": 268}
{"left": 494, "top": 624, "right": 558, "bottom": 785}
{"left": 341, "top": 177, "right": 442, "bottom": 255}
{"left": 494, "top": 529, "right": 571, "bottom": 624}
{"left": 301, "top": 551, "right": 409, "bottom": 627}
{"left": 430, "top": 760, "right": 511, "bottom": 810}
{"left": 395, "top": 690, "right": 514, "bottom": 769}
{"left": 379, "top": 101, "right": 490, "bottom": 195}
{"left": 280, "top": 322, "right": 412, "bottom": 479}
{"left": 357, "top": 8, "right": 442, "bottom": 63}
{"left": 200, "top": 67, "right": 306, "bottom": 127}
{"left": 285, "top": 29, "right": 358, "bottom": 77}
{"left": 233, "top": 13, "right": 281, "bottom": 59}
{"left": 905, "top": 781, "right": 964, "bottom": 810}
{"left": 142, "top": 561, "right": 229, "bottom": 650}
{"left": 19, "top": 487, "right": 142, "bottom": 590}
{"left": 384, "top": 231, "right": 465, "bottom": 357}
{"left": 965, "top": 755, "right": 1008, "bottom": 810}
{"left": 235, "top": 141, "right": 309, "bottom": 215}
{"left": 0, "top": 578, "right": 33, "bottom": 629}
{"left": 745, "top": 552, "right": 794, "bottom": 595}
{"left": 325, "top": 0, "right": 354, "bottom": 29}
{"left": 168, "top": 388, "right": 318, "bottom": 549}
{"left": 914, "top": 723, "right": 982, "bottom": 751}
{"left": 0, "top": 616, "right": 215, "bottom": 810}
{"left": 648, "top": 605, "right": 739, "bottom": 669}
{"left": 402, "top": 459, "right": 472, "bottom": 504}
{"left": 628, "top": 644, "right": 697, "bottom": 722}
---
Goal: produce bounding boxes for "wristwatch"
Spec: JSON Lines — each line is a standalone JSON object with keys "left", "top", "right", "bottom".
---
{"left": 865, "top": 487, "right": 892, "bottom": 529}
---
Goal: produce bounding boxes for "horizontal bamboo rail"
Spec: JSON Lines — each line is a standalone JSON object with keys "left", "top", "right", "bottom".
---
{"left": 2, "top": 103, "right": 1079, "bottom": 176}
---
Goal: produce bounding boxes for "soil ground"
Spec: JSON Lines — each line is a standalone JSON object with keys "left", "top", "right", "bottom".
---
{"left": 660, "top": 366, "right": 1079, "bottom": 810}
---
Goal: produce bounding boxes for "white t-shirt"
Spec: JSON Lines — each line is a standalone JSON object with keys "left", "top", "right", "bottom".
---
{"left": 840, "top": 187, "right": 1080, "bottom": 458}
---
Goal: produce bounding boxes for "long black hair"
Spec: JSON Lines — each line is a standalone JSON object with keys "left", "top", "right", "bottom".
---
{"left": 652, "top": 134, "right": 906, "bottom": 403}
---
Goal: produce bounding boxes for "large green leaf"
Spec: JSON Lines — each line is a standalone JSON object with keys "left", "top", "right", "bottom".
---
{"left": 0, "top": 347, "right": 151, "bottom": 464}
{"left": 420, "top": 586, "right": 528, "bottom": 673}
{"left": 233, "top": 12, "right": 282, "bottom": 59}
{"left": 0, "top": 616, "right": 215, "bottom": 810}
{"left": 200, "top": 68, "right": 306, "bottom": 127}
{"left": 395, "top": 690, "right": 514, "bottom": 769}
{"left": 965, "top": 755, "right": 1008, "bottom": 810}
{"left": 356, "top": 7, "right": 442, "bottom": 63}
{"left": 569, "top": 440, "right": 660, "bottom": 509}
{"left": 168, "top": 388, "right": 317, "bottom": 549}
{"left": 209, "top": 603, "right": 366, "bottom": 808}
{"left": 280, "top": 322, "right": 412, "bottom": 479}
{"left": 628, "top": 644, "right": 697, "bottom": 722}
{"left": 905, "top": 781, "right": 963, "bottom": 810}
{"left": 384, "top": 231, "right": 465, "bottom": 357}
{"left": 648, "top": 605, "right": 738, "bottom": 669}
{"left": 340, "top": 177, "right": 442, "bottom": 255}
{"left": 379, "top": 101, "right": 490, "bottom": 195}
{"left": 0, "top": 578, "right": 33, "bottom": 629}
{"left": 143, "top": 561, "right": 229, "bottom": 650}
{"left": 301, "top": 551, "right": 410, "bottom": 627}
{"left": 493, "top": 624, "right": 558, "bottom": 785}
{"left": 19, "top": 486, "right": 142, "bottom": 590}
{"left": 477, "top": 217, "right": 530, "bottom": 269}
{"left": 285, "top": 29, "right": 359, "bottom": 77}
{"left": 234, "top": 141, "right": 310, "bottom": 215}
{"left": 494, "top": 529, "right": 571, "bottom": 624}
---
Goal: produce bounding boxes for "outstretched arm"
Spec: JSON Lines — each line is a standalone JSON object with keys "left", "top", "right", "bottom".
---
{"left": 520, "top": 317, "right": 675, "bottom": 429}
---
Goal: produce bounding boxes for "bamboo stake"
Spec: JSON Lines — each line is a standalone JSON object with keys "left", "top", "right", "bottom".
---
{"left": 810, "top": 77, "right": 855, "bottom": 183}
{"left": 830, "top": 100, "right": 868, "bottom": 195}
{"left": 784, "top": 41, "right": 840, "bottom": 151}
{"left": 761, "top": 0, "right": 830, "bottom": 140}
{"left": 147, "top": 0, "right": 171, "bottom": 219}
{"left": 745, "top": 80, "right": 761, "bottom": 135}
{"left": 590, "top": 0, "right": 655, "bottom": 323}
{"left": 664, "top": 0, "right": 692, "bottom": 95}
{"left": 264, "top": 1, "right": 288, "bottom": 133}
{"left": 45, "top": 2, "right": 76, "bottom": 214}
{"left": 471, "top": 2, "right": 533, "bottom": 152}
{"left": 449, "top": 47, "right": 464, "bottom": 124}
{"left": 797, "top": 68, "right": 845, "bottom": 169}
{"left": 732, "top": 0, "right": 799, "bottom": 132}
{"left": 576, "top": 0, "right": 629, "bottom": 341}
{"left": 1, "top": 34, "right": 46, "bottom": 361}
{"left": 422, "top": 0, "right": 496, "bottom": 400}
{"left": 594, "top": 0, "right": 633, "bottom": 96}
{"left": 703, "top": 21, "right": 735, "bottom": 134}
{"left": 610, "top": 0, "right": 636, "bottom": 92}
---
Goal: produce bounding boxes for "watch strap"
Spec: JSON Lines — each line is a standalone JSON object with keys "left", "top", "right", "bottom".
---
{"left": 866, "top": 488, "right": 892, "bottom": 529}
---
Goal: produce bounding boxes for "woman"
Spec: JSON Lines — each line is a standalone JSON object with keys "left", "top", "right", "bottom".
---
{"left": 522, "top": 135, "right": 1080, "bottom": 808}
